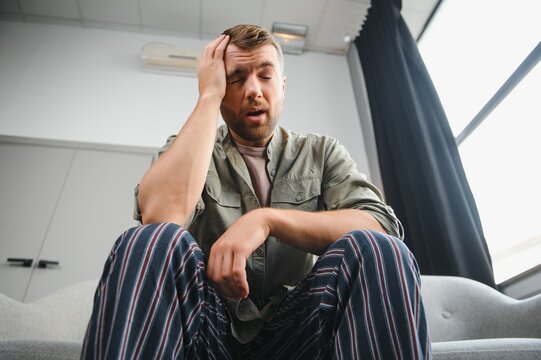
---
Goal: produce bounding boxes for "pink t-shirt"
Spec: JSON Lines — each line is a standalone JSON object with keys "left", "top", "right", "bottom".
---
{"left": 234, "top": 141, "right": 272, "bottom": 207}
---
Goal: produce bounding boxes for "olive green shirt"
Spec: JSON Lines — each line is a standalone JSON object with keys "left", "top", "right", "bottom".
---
{"left": 134, "top": 124, "right": 403, "bottom": 343}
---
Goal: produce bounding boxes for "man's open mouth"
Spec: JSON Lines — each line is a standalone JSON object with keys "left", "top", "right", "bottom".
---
{"left": 246, "top": 110, "right": 265, "bottom": 116}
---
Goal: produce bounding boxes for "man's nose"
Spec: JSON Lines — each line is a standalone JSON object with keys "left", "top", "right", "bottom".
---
{"left": 245, "top": 75, "right": 263, "bottom": 100}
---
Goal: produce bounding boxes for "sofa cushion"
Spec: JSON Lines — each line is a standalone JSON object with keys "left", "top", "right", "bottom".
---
{"left": 0, "top": 279, "right": 97, "bottom": 342}
{"left": 0, "top": 340, "right": 82, "bottom": 360}
{"left": 432, "top": 338, "right": 541, "bottom": 360}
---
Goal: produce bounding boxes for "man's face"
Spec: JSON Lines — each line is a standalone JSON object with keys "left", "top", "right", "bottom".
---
{"left": 220, "top": 44, "right": 286, "bottom": 147}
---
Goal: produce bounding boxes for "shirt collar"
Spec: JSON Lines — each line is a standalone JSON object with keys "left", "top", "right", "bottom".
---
{"left": 219, "top": 124, "right": 286, "bottom": 164}
{"left": 266, "top": 125, "right": 283, "bottom": 161}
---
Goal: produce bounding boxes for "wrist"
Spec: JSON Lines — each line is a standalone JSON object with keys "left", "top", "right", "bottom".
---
{"left": 197, "top": 92, "right": 223, "bottom": 106}
{"left": 248, "top": 208, "right": 274, "bottom": 238}
{"left": 254, "top": 207, "right": 281, "bottom": 238}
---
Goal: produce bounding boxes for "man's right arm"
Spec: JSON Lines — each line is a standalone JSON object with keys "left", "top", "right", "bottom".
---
{"left": 137, "top": 34, "right": 230, "bottom": 227}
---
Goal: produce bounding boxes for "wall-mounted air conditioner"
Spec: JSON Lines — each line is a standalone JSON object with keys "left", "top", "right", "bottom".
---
{"left": 140, "top": 43, "right": 200, "bottom": 76}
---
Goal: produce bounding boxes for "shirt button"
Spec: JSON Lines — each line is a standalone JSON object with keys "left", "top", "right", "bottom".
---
{"left": 271, "top": 169, "right": 276, "bottom": 177}
{"left": 295, "top": 194, "right": 303, "bottom": 201}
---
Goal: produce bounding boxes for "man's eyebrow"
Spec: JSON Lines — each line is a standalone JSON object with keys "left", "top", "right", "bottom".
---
{"left": 258, "top": 61, "right": 274, "bottom": 70}
{"left": 227, "top": 62, "right": 275, "bottom": 78}
{"left": 226, "top": 68, "right": 245, "bottom": 78}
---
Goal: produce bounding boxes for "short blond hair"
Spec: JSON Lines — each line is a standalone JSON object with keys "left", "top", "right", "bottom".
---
{"left": 222, "top": 24, "right": 284, "bottom": 71}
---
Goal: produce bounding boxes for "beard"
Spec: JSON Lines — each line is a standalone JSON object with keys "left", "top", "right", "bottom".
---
{"left": 227, "top": 115, "right": 278, "bottom": 143}
{"left": 221, "top": 99, "right": 282, "bottom": 144}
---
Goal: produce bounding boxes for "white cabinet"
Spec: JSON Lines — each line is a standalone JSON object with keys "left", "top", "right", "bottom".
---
{"left": 0, "top": 143, "right": 74, "bottom": 301}
{"left": 0, "top": 138, "right": 155, "bottom": 302}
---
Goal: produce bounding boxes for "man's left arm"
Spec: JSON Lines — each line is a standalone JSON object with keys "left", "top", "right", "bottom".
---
{"left": 206, "top": 207, "right": 383, "bottom": 300}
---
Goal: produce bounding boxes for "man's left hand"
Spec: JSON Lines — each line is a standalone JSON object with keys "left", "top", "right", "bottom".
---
{"left": 207, "top": 209, "right": 270, "bottom": 300}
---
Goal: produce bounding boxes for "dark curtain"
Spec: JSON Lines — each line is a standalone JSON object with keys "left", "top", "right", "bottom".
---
{"left": 355, "top": 0, "right": 496, "bottom": 287}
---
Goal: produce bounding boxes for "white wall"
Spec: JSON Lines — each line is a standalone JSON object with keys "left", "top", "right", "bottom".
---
{"left": 0, "top": 21, "right": 371, "bottom": 177}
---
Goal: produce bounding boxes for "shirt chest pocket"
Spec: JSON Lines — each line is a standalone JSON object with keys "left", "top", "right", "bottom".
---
{"left": 271, "top": 178, "right": 322, "bottom": 211}
{"left": 205, "top": 182, "right": 241, "bottom": 208}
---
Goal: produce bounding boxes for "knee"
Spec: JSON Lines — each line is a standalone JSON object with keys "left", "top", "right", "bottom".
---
{"left": 113, "top": 222, "right": 198, "bottom": 260}
{"left": 336, "top": 230, "right": 417, "bottom": 272}
{"left": 351, "top": 229, "right": 409, "bottom": 252}
{"left": 333, "top": 229, "right": 397, "bottom": 248}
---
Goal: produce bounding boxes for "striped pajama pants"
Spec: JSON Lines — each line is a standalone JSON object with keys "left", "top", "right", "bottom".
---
{"left": 81, "top": 223, "right": 431, "bottom": 359}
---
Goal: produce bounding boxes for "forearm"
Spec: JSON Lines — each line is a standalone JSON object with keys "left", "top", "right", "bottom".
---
{"left": 261, "top": 208, "right": 386, "bottom": 255}
{"left": 138, "top": 95, "right": 221, "bottom": 226}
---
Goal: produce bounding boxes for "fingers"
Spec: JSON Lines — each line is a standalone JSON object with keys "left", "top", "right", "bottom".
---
{"left": 207, "top": 246, "right": 249, "bottom": 300}
{"left": 213, "top": 34, "right": 229, "bottom": 60}
{"left": 198, "top": 35, "right": 229, "bottom": 99}
{"left": 206, "top": 212, "right": 268, "bottom": 300}
{"left": 232, "top": 253, "right": 249, "bottom": 298}
{"left": 207, "top": 250, "right": 223, "bottom": 290}
{"left": 201, "top": 34, "right": 229, "bottom": 61}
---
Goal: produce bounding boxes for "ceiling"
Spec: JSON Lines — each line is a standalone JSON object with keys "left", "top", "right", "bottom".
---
{"left": 0, "top": 0, "right": 439, "bottom": 55}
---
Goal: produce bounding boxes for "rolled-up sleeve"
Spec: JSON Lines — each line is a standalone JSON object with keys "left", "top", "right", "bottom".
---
{"left": 133, "top": 183, "right": 143, "bottom": 222}
{"left": 321, "top": 138, "right": 404, "bottom": 239}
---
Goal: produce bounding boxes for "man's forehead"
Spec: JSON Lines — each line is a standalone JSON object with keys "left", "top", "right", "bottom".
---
{"left": 224, "top": 44, "right": 280, "bottom": 68}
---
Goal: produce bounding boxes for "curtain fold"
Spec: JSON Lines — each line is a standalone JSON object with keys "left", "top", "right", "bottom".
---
{"left": 355, "top": 0, "right": 496, "bottom": 287}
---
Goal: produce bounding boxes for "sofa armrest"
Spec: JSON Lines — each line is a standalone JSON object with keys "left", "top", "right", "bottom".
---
{"left": 420, "top": 275, "right": 541, "bottom": 342}
{"left": 0, "top": 279, "right": 98, "bottom": 342}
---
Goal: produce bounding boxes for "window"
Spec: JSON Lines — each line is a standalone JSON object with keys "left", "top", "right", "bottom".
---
{"left": 417, "top": 0, "right": 541, "bottom": 283}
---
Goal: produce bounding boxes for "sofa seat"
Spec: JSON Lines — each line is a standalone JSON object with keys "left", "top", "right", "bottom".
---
{"left": 1, "top": 276, "right": 540, "bottom": 359}
{"left": 0, "top": 340, "right": 83, "bottom": 360}
{"left": 432, "top": 338, "right": 541, "bottom": 360}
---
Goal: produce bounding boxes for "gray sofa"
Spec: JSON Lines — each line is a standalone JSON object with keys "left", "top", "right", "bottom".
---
{"left": 1, "top": 276, "right": 540, "bottom": 359}
{"left": 422, "top": 276, "right": 541, "bottom": 359}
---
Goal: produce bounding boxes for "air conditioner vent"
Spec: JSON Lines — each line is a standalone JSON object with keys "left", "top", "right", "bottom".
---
{"left": 140, "top": 43, "right": 200, "bottom": 76}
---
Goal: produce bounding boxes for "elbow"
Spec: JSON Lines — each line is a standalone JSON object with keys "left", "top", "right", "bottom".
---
{"left": 138, "top": 182, "right": 189, "bottom": 227}
{"left": 140, "top": 199, "right": 189, "bottom": 227}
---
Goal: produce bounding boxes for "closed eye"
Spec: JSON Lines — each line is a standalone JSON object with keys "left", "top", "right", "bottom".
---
{"left": 227, "top": 77, "right": 243, "bottom": 84}
{"left": 259, "top": 71, "right": 273, "bottom": 80}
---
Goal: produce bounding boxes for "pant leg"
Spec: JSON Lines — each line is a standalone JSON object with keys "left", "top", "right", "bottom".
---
{"left": 246, "top": 230, "right": 431, "bottom": 360}
{"left": 80, "top": 223, "right": 234, "bottom": 360}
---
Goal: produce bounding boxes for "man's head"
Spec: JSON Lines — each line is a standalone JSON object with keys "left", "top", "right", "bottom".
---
{"left": 219, "top": 24, "right": 286, "bottom": 147}
{"left": 222, "top": 24, "right": 284, "bottom": 74}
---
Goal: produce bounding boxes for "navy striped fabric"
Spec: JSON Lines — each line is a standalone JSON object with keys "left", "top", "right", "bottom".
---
{"left": 81, "top": 223, "right": 431, "bottom": 359}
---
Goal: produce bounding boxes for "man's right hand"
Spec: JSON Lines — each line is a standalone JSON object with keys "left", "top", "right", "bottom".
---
{"left": 198, "top": 34, "right": 230, "bottom": 100}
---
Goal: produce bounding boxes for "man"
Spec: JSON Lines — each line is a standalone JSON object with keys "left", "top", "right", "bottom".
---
{"left": 82, "top": 25, "right": 430, "bottom": 359}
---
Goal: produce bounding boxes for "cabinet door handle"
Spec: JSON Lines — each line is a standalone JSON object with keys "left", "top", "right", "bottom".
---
{"left": 37, "top": 260, "right": 60, "bottom": 269}
{"left": 7, "top": 258, "right": 34, "bottom": 267}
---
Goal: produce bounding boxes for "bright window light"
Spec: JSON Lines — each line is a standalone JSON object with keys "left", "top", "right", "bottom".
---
{"left": 417, "top": 0, "right": 541, "bottom": 283}
{"left": 418, "top": 0, "right": 541, "bottom": 136}
{"left": 459, "top": 61, "right": 541, "bottom": 282}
